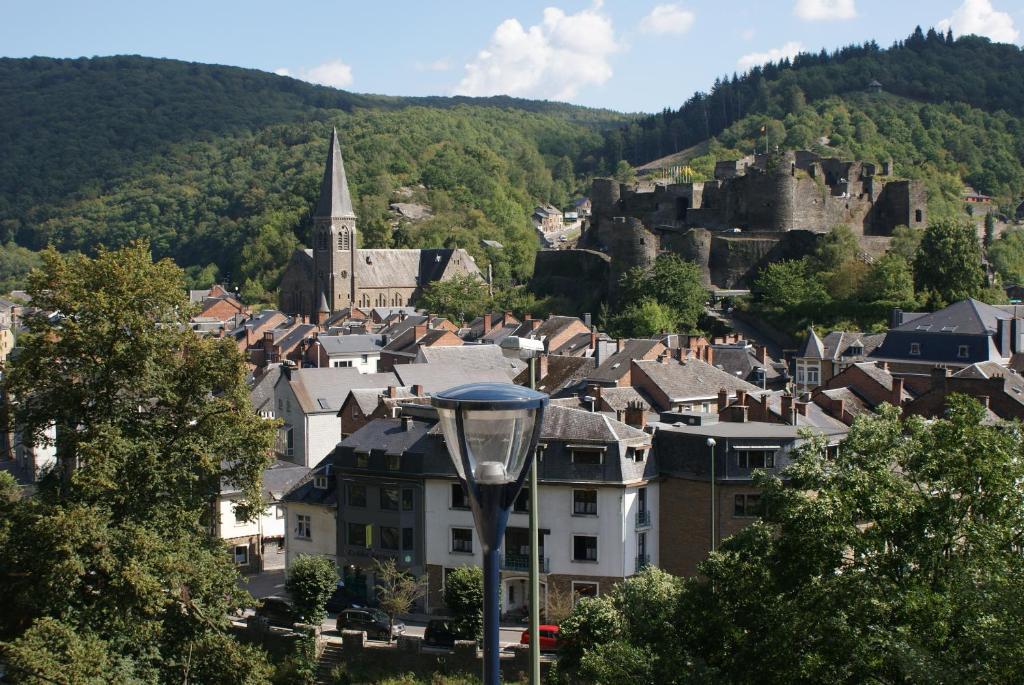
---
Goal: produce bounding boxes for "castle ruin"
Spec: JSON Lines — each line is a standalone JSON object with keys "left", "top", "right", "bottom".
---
{"left": 576, "top": 150, "right": 927, "bottom": 292}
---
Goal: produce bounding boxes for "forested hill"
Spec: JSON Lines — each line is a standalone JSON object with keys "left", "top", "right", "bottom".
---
{"left": 607, "top": 29, "right": 1024, "bottom": 197}
{"left": 0, "top": 55, "right": 628, "bottom": 294}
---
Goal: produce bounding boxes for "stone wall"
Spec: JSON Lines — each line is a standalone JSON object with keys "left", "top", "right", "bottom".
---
{"left": 529, "top": 248, "right": 611, "bottom": 315}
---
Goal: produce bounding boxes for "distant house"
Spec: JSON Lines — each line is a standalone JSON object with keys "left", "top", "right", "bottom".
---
{"left": 585, "top": 339, "right": 666, "bottom": 387}
{"left": 866, "top": 79, "right": 883, "bottom": 94}
{"left": 573, "top": 197, "right": 592, "bottom": 217}
{"left": 281, "top": 459, "right": 338, "bottom": 568}
{"left": 794, "top": 327, "right": 885, "bottom": 391}
{"left": 304, "top": 334, "right": 386, "bottom": 372}
{"left": 532, "top": 204, "right": 564, "bottom": 233}
{"left": 629, "top": 357, "right": 760, "bottom": 413}
{"left": 904, "top": 362, "right": 1024, "bottom": 421}
{"left": 963, "top": 186, "right": 992, "bottom": 207}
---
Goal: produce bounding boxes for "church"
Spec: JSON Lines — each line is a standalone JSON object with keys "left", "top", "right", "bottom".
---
{"left": 278, "top": 129, "right": 481, "bottom": 318}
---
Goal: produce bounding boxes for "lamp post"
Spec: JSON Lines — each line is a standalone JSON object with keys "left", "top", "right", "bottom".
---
{"left": 433, "top": 383, "right": 548, "bottom": 685}
{"left": 706, "top": 437, "right": 716, "bottom": 553}
{"left": 499, "top": 336, "right": 546, "bottom": 685}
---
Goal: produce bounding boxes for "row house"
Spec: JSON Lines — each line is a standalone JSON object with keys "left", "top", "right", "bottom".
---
{"left": 284, "top": 404, "right": 656, "bottom": 616}
{"left": 904, "top": 362, "right": 1024, "bottom": 421}
{"left": 379, "top": 320, "right": 463, "bottom": 371}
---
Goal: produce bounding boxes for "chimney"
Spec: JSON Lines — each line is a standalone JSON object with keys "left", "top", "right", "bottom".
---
{"left": 282, "top": 359, "right": 296, "bottom": 381}
{"left": 413, "top": 323, "right": 427, "bottom": 341}
{"left": 401, "top": 416, "right": 414, "bottom": 431}
{"left": 717, "top": 388, "right": 729, "bottom": 411}
{"left": 589, "top": 331, "right": 597, "bottom": 352}
{"left": 931, "top": 366, "right": 949, "bottom": 390}
{"left": 736, "top": 390, "right": 747, "bottom": 406}
{"left": 781, "top": 394, "right": 794, "bottom": 424}
{"left": 659, "top": 352, "right": 670, "bottom": 364}
{"left": 624, "top": 400, "right": 646, "bottom": 429}
{"left": 503, "top": 310, "right": 513, "bottom": 326}
{"left": 756, "top": 345, "right": 768, "bottom": 364}
{"left": 616, "top": 338, "right": 625, "bottom": 353}
{"left": 795, "top": 400, "right": 808, "bottom": 417}
{"left": 583, "top": 312, "right": 592, "bottom": 329}
{"left": 835, "top": 398, "right": 845, "bottom": 422}
{"left": 483, "top": 314, "right": 492, "bottom": 335}
{"left": 427, "top": 314, "right": 437, "bottom": 329}
{"left": 891, "top": 377, "right": 904, "bottom": 405}
{"left": 534, "top": 355, "right": 549, "bottom": 385}
{"left": 387, "top": 385, "right": 397, "bottom": 399}
{"left": 890, "top": 307, "right": 904, "bottom": 330}
{"left": 704, "top": 346, "right": 714, "bottom": 365}
{"left": 997, "top": 318, "right": 1011, "bottom": 357}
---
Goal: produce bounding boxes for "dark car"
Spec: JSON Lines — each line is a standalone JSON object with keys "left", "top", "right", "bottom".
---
{"left": 324, "top": 585, "right": 360, "bottom": 614}
{"left": 255, "top": 596, "right": 302, "bottom": 628}
{"left": 337, "top": 607, "right": 405, "bottom": 640}
{"left": 423, "top": 619, "right": 457, "bottom": 648}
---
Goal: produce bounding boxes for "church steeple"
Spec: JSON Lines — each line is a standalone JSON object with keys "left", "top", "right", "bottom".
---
{"left": 315, "top": 128, "right": 355, "bottom": 219}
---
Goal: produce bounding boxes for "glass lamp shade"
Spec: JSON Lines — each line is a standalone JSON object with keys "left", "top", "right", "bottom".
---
{"left": 432, "top": 383, "right": 548, "bottom": 486}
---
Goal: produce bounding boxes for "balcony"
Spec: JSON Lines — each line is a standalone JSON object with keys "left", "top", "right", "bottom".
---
{"left": 501, "top": 552, "right": 549, "bottom": 573}
{"left": 636, "top": 509, "right": 652, "bottom": 528}
{"left": 635, "top": 554, "right": 650, "bottom": 573}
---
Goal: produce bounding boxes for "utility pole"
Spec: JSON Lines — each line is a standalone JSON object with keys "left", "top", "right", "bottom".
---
{"left": 707, "top": 438, "right": 717, "bottom": 552}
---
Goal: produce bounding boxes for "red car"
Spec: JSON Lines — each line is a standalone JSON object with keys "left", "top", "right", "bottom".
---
{"left": 520, "top": 625, "right": 560, "bottom": 651}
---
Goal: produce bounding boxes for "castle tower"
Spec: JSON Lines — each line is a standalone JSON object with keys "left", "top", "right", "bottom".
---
{"left": 312, "top": 128, "right": 357, "bottom": 313}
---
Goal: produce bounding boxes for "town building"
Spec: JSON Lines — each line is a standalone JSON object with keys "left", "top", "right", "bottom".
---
{"left": 794, "top": 327, "right": 885, "bottom": 392}
{"left": 303, "top": 334, "right": 386, "bottom": 372}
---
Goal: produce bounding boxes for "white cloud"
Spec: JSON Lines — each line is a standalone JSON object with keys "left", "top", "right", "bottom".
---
{"left": 737, "top": 41, "right": 803, "bottom": 70}
{"left": 793, "top": 0, "right": 856, "bottom": 21}
{"left": 454, "top": 2, "right": 619, "bottom": 102}
{"left": 938, "top": 0, "right": 1019, "bottom": 44}
{"left": 639, "top": 4, "right": 695, "bottom": 35}
{"left": 415, "top": 59, "right": 452, "bottom": 72}
{"left": 273, "top": 59, "right": 354, "bottom": 89}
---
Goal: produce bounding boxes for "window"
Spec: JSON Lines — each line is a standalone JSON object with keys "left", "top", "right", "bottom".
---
{"left": 380, "top": 526, "right": 400, "bottom": 551}
{"left": 402, "top": 527, "right": 414, "bottom": 551}
{"left": 380, "top": 487, "right": 399, "bottom": 511}
{"left": 361, "top": 354, "right": 369, "bottom": 363}
{"left": 278, "top": 398, "right": 283, "bottom": 411}
{"left": 572, "top": 581, "right": 599, "bottom": 602}
{"left": 284, "top": 427, "right": 294, "bottom": 457}
{"left": 910, "top": 342, "right": 921, "bottom": 356}
{"left": 958, "top": 345, "right": 969, "bottom": 359}
{"left": 571, "top": 449, "right": 603, "bottom": 465}
{"left": 915, "top": 209, "right": 923, "bottom": 223}
{"left": 451, "top": 483, "right": 469, "bottom": 509}
{"left": 314, "top": 475, "right": 328, "bottom": 490}
{"left": 386, "top": 454, "right": 400, "bottom": 471}
{"left": 402, "top": 488, "right": 415, "bottom": 511}
{"left": 233, "top": 505, "right": 246, "bottom": 525}
{"left": 348, "top": 522, "right": 368, "bottom": 547}
{"left": 295, "top": 514, "right": 311, "bottom": 540}
{"left": 735, "top": 450, "right": 776, "bottom": 469}
{"left": 452, "top": 528, "right": 473, "bottom": 553}
{"left": 332, "top": 360, "right": 353, "bottom": 368}
{"left": 355, "top": 452, "right": 369, "bottom": 468}
{"left": 734, "top": 494, "right": 763, "bottom": 518}
{"left": 233, "top": 545, "right": 249, "bottom": 566}
{"left": 572, "top": 535, "right": 598, "bottom": 562}
{"left": 348, "top": 484, "right": 367, "bottom": 507}
{"left": 573, "top": 489, "right": 598, "bottom": 516}
{"left": 638, "top": 487, "right": 647, "bottom": 514}
{"left": 513, "top": 488, "right": 529, "bottom": 513}
{"left": 274, "top": 505, "right": 284, "bottom": 520}
{"left": 806, "top": 367, "right": 819, "bottom": 385}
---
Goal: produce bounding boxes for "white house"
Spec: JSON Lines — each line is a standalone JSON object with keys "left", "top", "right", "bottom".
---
{"left": 281, "top": 459, "right": 339, "bottom": 568}
{"left": 273, "top": 365, "right": 399, "bottom": 467}
{"left": 305, "top": 334, "right": 386, "bottom": 373}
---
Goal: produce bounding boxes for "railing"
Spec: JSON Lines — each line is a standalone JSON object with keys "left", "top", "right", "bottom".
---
{"left": 635, "top": 554, "right": 650, "bottom": 573}
{"left": 500, "top": 552, "right": 549, "bottom": 573}
{"left": 636, "top": 509, "right": 651, "bottom": 528}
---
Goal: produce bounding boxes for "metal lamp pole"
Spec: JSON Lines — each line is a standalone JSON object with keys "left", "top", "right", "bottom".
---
{"left": 706, "top": 437, "right": 716, "bottom": 553}
{"left": 527, "top": 357, "right": 540, "bottom": 685}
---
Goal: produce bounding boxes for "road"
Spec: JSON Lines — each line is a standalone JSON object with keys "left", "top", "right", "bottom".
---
{"left": 240, "top": 570, "right": 525, "bottom": 648}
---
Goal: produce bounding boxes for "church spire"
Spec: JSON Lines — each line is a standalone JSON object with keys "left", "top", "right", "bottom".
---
{"left": 315, "top": 127, "right": 355, "bottom": 219}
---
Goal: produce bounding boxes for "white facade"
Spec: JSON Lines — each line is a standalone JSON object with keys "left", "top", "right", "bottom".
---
{"left": 326, "top": 351, "right": 380, "bottom": 374}
{"left": 423, "top": 477, "right": 659, "bottom": 606}
{"left": 214, "top": 496, "right": 286, "bottom": 541}
{"left": 283, "top": 501, "right": 337, "bottom": 568}
{"left": 274, "top": 381, "right": 343, "bottom": 468}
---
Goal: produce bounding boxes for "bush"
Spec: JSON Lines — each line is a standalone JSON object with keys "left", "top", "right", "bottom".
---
{"left": 285, "top": 555, "right": 338, "bottom": 626}
{"left": 443, "top": 566, "right": 484, "bottom": 640}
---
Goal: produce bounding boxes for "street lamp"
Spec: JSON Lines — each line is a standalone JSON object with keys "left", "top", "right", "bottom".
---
{"left": 706, "top": 437, "right": 716, "bottom": 553}
{"left": 499, "top": 336, "right": 546, "bottom": 685}
{"left": 433, "top": 383, "right": 548, "bottom": 685}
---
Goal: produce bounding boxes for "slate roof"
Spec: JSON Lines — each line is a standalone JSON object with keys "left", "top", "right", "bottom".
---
{"left": 797, "top": 327, "right": 825, "bottom": 359}
{"left": 633, "top": 358, "right": 760, "bottom": 402}
{"left": 417, "top": 344, "right": 524, "bottom": 379}
{"left": 892, "top": 298, "right": 1010, "bottom": 335}
{"left": 951, "top": 362, "right": 1024, "bottom": 405}
{"left": 317, "top": 334, "right": 386, "bottom": 356}
{"left": 285, "top": 367, "right": 400, "bottom": 414}
{"left": 850, "top": 361, "right": 908, "bottom": 396}
{"left": 820, "top": 332, "right": 886, "bottom": 360}
{"left": 712, "top": 345, "right": 780, "bottom": 383}
{"left": 551, "top": 331, "right": 596, "bottom": 356}
{"left": 392, "top": 363, "right": 512, "bottom": 394}
{"left": 522, "top": 316, "right": 585, "bottom": 343}
{"left": 596, "top": 387, "right": 651, "bottom": 412}
{"left": 250, "top": 364, "right": 283, "bottom": 415}
{"left": 281, "top": 457, "right": 337, "bottom": 507}
{"left": 222, "top": 458, "right": 309, "bottom": 498}
{"left": 586, "top": 339, "right": 664, "bottom": 383}
{"left": 276, "top": 323, "right": 318, "bottom": 353}
{"left": 345, "top": 386, "right": 417, "bottom": 415}
{"left": 818, "top": 387, "right": 871, "bottom": 418}
{"left": 763, "top": 392, "right": 849, "bottom": 431}
{"left": 512, "top": 356, "right": 596, "bottom": 396}
{"left": 316, "top": 128, "right": 355, "bottom": 218}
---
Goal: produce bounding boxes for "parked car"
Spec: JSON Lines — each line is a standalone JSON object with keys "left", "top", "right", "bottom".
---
{"left": 520, "top": 624, "right": 560, "bottom": 652}
{"left": 337, "top": 607, "right": 405, "bottom": 640}
{"left": 255, "top": 596, "right": 302, "bottom": 628}
{"left": 423, "top": 619, "right": 457, "bottom": 648}
{"left": 325, "top": 585, "right": 362, "bottom": 614}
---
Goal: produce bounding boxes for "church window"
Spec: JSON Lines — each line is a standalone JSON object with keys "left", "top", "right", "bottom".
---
{"left": 338, "top": 230, "right": 350, "bottom": 251}
{"left": 377, "top": 293, "right": 386, "bottom": 306}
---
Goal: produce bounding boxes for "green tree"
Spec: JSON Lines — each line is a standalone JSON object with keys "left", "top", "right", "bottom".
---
{"left": 914, "top": 218, "right": 985, "bottom": 306}
{"left": 678, "top": 397, "right": 1024, "bottom": 684}
{"left": 443, "top": 566, "right": 485, "bottom": 640}
{"left": 988, "top": 227, "right": 1024, "bottom": 285}
{"left": 984, "top": 212, "right": 996, "bottom": 247}
{"left": 416, "top": 273, "right": 490, "bottom": 322}
{"left": 811, "top": 224, "right": 858, "bottom": 272}
{"left": 889, "top": 225, "right": 923, "bottom": 261}
{"left": 285, "top": 555, "right": 339, "bottom": 626}
{"left": 613, "top": 160, "right": 636, "bottom": 185}
{"left": 372, "top": 558, "right": 426, "bottom": 643}
{"left": 611, "top": 299, "right": 682, "bottom": 337}
{"left": 752, "top": 258, "right": 828, "bottom": 309}
{"left": 863, "top": 252, "right": 916, "bottom": 303}
{"left": 617, "top": 255, "right": 707, "bottom": 332}
{"left": 0, "top": 242, "right": 275, "bottom": 682}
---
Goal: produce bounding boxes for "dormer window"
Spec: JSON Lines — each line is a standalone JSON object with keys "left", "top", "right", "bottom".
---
{"left": 848, "top": 345, "right": 863, "bottom": 356}
{"left": 957, "top": 345, "right": 969, "bottom": 359}
{"left": 314, "top": 475, "right": 328, "bottom": 489}
{"left": 910, "top": 342, "right": 921, "bottom": 356}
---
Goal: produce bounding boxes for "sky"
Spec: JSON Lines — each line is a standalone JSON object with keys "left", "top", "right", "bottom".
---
{"left": 2, "top": 0, "right": 1022, "bottom": 113}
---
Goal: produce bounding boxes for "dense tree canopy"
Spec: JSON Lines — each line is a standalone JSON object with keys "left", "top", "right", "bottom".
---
{"left": 914, "top": 218, "right": 986, "bottom": 306}
{"left": 610, "top": 255, "right": 707, "bottom": 337}
{"left": 0, "top": 243, "right": 276, "bottom": 683}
